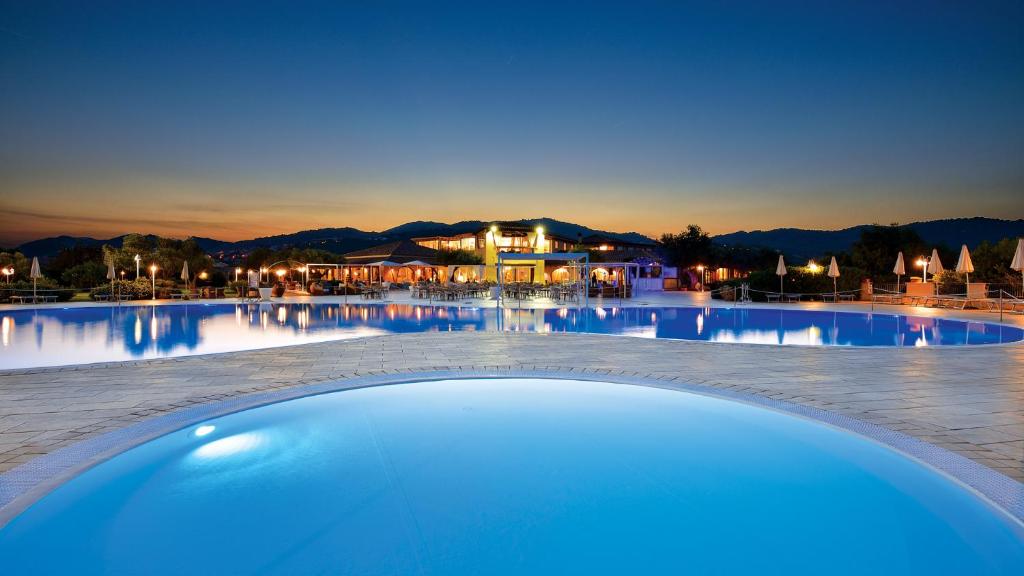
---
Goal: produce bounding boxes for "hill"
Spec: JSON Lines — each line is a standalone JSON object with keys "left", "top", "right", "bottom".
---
{"left": 15, "top": 218, "right": 656, "bottom": 260}
{"left": 713, "top": 217, "right": 1024, "bottom": 261}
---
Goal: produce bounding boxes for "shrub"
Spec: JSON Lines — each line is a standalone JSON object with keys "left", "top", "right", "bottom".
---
{"left": 90, "top": 279, "right": 153, "bottom": 300}
{"left": 716, "top": 266, "right": 868, "bottom": 301}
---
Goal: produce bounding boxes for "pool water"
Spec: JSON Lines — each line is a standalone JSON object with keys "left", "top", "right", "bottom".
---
{"left": 0, "top": 303, "right": 1020, "bottom": 368}
{"left": 0, "top": 378, "right": 1020, "bottom": 574}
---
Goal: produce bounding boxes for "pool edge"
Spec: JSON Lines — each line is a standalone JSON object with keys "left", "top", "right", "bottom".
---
{"left": 1, "top": 368, "right": 1022, "bottom": 529}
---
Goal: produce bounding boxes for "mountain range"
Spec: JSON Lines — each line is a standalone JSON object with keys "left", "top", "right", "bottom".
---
{"left": 714, "top": 217, "right": 1024, "bottom": 261}
{"left": 12, "top": 217, "right": 1023, "bottom": 262}
{"left": 13, "top": 218, "right": 656, "bottom": 261}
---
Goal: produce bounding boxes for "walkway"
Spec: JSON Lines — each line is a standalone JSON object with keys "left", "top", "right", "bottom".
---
{"left": 1, "top": 331, "right": 1022, "bottom": 481}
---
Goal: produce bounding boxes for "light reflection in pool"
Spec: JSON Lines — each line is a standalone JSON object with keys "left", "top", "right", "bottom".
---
{"left": 0, "top": 303, "right": 1020, "bottom": 369}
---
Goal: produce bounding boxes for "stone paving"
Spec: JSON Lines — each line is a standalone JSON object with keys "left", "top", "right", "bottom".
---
{"left": 1, "top": 330, "right": 1022, "bottom": 481}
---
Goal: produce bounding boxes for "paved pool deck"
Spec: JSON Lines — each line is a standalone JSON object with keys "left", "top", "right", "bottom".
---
{"left": 0, "top": 292, "right": 1022, "bottom": 485}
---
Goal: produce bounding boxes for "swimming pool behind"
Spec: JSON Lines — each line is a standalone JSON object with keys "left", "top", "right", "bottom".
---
{"left": 1, "top": 303, "right": 1020, "bottom": 368}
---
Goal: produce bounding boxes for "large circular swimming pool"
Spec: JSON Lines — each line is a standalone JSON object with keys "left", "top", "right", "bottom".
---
{"left": 0, "top": 378, "right": 1020, "bottom": 574}
{"left": 1, "top": 303, "right": 1021, "bottom": 368}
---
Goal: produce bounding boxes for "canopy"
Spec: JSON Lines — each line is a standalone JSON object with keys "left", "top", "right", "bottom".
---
{"left": 181, "top": 261, "right": 190, "bottom": 283}
{"left": 893, "top": 252, "right": 905, "bottom": 276}
{"left": 927, "top": 249, "right": 944, "bottom": 276}
{"left": 402, "top": 260, "right": 434, "bottom": 267}
{"left": 364, "top": 260, "right": 401, "bottom": 267}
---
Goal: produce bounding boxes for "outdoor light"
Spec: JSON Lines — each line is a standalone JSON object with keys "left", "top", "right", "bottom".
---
{"left": 490, "top": 225, "right": 498, "bottom": 233}
{"left": 275, "top": 269, "right": 286, "bottom": 278}
{"left": 134, "top": 254, "right": 141, "bottom": 279}
{"left": 149, "top": 264, "right": 158, "bottom": 300}
{"left": 696, "top": 264, "right": 706, "bottom": 291}
{"left": 199, "top": 271, "right": 208, "bottom": 280}
{"left": 2, "top": 267, "right": 12, "bottom": 284}
{"left": 234, "top": 267, "right": 242, "bottom": 282}
{"left": 807, "top": 260, "right": 821, "bottom": 273}
{"left": 916, "top": 257, "right": 929, "bottom": 282}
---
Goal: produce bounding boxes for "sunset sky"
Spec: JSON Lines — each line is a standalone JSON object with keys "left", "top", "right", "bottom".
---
{"left": 2, "top": 1, "right": 1022, "bottom": 246}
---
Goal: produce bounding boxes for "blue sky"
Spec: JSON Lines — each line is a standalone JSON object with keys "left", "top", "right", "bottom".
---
{"left": 1, "top": 1, "right": 1022, "bottom": 244}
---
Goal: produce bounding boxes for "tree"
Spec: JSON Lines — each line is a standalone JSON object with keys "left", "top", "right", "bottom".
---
{"left": 46, "top": 245, "right": 103, "bottom": 277}
{"left": 61, "top": 262, "right": 108, "bottom": 288}
{"left": 435, "top": 249, "right": 483, "bottom": 266}
{"left": 849, "top": 224, "right": 928, "bottom": 277}
{"left": 660, "top": 225, "right": 713, "bottom": 269}
{"left": 0, "top": 250, "right": 30, "bottom": 279}
{"left": 971, "top": 238, "right": 1020, "bottom": 284}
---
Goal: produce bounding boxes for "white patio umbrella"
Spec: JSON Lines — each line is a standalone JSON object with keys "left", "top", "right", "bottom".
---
{"left": 106, "top": 260, "right": 116, "bottom": 296}
{"left": 180, "top": 261, "right": 190, "bottom": 290}
{"left": 927, "top": 248, "right": 944, "bottom": 277}
{"left": 827, "top": 256, "right": 840, "bottom": 297}
{"left": 775, "top": 255, "right": 787, "bottom": 294}
{"left": 955, "top": 244, "right": 974, "bottom": 286}
{"left": 1011, "top": 238, "right": 1024, "bottom": 288}
{"left": 893, "top": 252, "right": 905, "bottom": 294}
{"left": 29, "top": 256, "right": 41, "bottom": 302}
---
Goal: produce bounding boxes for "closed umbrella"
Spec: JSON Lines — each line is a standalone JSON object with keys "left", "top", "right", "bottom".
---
{"left": 775, "top": 255, "right": 787, "bottom": 294}
{"left": 955, "top": 244, "right": 974, "bottom": 286}
{"left": 180, "top": 261, "right": 190, "bottom": 291}
{"left": 1011, "top": 238, "right": 1024, "bottom": 288}
{"left": 29, "top": 256, "right": 41, "bottom": 302}
{"left": 893, "top": 252, "right": 905, "bottom": 294}
{"left": 827, "top": 256, "right": 840, "bottom": 298}
{"left": 926, "top": 249, "right": 944, "bottom": 295}
{"left": 106, "top": 260, "right": 116, "bottom": 298}
{"left": 927, "top": 248, "right": 944, "bottom": 277}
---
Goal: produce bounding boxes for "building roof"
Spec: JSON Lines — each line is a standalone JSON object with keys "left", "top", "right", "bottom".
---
{"left": 342, "top": 240, "right": 439, "bottom": 265}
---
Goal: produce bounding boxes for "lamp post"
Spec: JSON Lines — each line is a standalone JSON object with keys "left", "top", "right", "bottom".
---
{"left": 260, "top": 267, "right": 268, "bottom": 284}
{"left": 149, "top": 264, "right": 157, "bottom": 300}
{"left": 696, "top": 265, "right": 705, "bottom": 291}
{"left": 2, "top": 267, "right": 12, "bottom": 284}
{"left": 234, "top": 267, "right": 242, "bottom": 283}
{"left": 134, "top": 254, "right": 141, "bottom": 279}
{"left": 916, "top": 257, "right": 929, "bottom": 283}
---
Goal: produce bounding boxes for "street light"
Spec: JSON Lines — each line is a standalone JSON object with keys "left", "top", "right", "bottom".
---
{"left": 916, "top": 257, "right": 929, "bottom": 283}
{"left": 134, "top": 254, "right": 141, "bottom": 279}
{"left": 149, "top": 264, "right": 158, "bottom": 300}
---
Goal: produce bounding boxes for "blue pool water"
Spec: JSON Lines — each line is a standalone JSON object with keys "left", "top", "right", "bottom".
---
{"left": 1, "top": 303, "right": 1020, "bottom": 368}
{"left": 1, "top": 378, "right": 1021, "bottom": 574}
